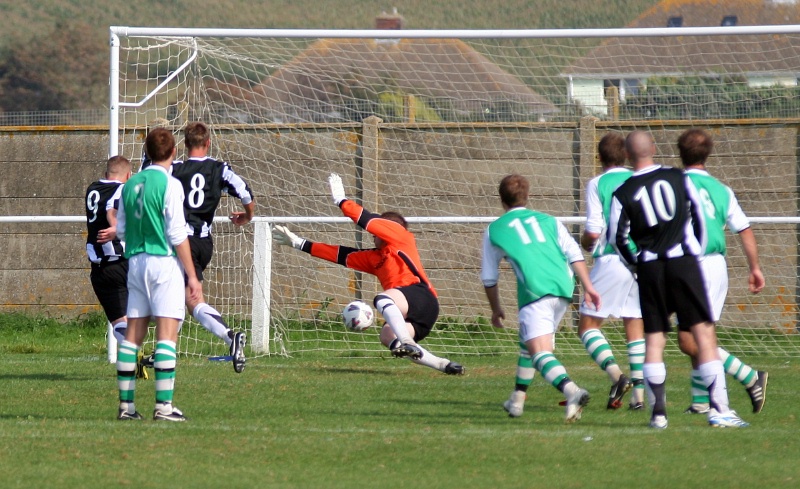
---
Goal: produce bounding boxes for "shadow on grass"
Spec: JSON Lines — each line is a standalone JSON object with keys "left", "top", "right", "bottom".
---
{"left": 318, "top": 366, "right": 396, "bottom": 376}
{"left": 0, "top": 413, "right": 56, "bottom": 420}
{"left": 0, "top": 373, "right": 96, "bottom": 381}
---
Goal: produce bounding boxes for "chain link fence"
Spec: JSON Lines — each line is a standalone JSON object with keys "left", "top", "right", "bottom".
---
{"left": 0, "top": 110, "right": 107, "bottom": 126}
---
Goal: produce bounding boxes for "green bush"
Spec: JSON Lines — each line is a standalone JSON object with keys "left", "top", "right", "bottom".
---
{"left": 622, "top": 76, "right": 800, "bottom": 119}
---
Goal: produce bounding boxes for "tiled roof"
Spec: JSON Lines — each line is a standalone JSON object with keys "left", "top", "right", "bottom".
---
{"left": 254, "top": 38, "right": 557, "bottom": 119}
{"left": 565, "top": 0, "right": 800, "bottom": 76}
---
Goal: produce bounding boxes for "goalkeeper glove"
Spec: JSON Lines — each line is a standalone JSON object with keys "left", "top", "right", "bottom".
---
{"left": 329, "top": 173, "right": 347, "bottom": 206}
{"left": 272, "top": 225, "right": 306, "bottom": 250}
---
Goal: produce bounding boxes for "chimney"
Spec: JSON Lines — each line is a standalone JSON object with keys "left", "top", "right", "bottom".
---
{"left": 375, "top": 8, "right": 404, "bottom": 30}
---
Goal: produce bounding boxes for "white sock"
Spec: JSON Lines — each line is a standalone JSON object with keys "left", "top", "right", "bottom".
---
{"left": 112, "top": 322, "right": 127, "bottom": 344}
{"left": 155, "top": 402, "right": 175, "bottom": 414}
{"left": 562, "top": 380, "right": 580, "bottom": 398}
{"left": 410, "top": 344, "right": 448, "bottom": 371}
{"left": 374, "top": 295, "right": 413, "bottom": 344}
{"left": 698, "top": 360, "right": 730, "bottom": 413}
{"left": 193, "top": 303, "right": 232, "bottom": 346}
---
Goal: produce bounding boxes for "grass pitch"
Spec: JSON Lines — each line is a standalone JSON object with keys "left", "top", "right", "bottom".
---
{"left": 1, "top": 314, "right": 798, "bottom": 488}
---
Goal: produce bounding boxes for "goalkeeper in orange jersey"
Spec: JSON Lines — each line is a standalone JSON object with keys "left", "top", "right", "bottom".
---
{"left": 272, "top": 173, "right": 464, "bottom": 375}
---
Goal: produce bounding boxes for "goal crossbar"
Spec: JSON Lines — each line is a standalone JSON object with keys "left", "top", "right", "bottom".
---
{"left": 110, "top": 25, "right": 800, "bottom": 39}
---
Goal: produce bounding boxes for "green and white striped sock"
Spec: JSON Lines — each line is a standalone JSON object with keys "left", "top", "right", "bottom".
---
{"left": 718, "top": 347, "right": 757, "bottom": 388}
{"left": 581, "top": 328, "right": 622, "bottom": 382}
{"left": 690, "top": 369, "right": 711, "bottom": 406}
{"left": 117, "top": 340, "right": 138, "bottom": 411}
{"left": 154, "top": 340, "right": 177, "bottom": 405}
{"left": 515, "top": 342, "right": 535, "bottom": 391}
{"left": 627, "top": 339, "right": 645, "bottom": 403}
{"left": 532, "top": 351, "right": 568, "bottom": 391}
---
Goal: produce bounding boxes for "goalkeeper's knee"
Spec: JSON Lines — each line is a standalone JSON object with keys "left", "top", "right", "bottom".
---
{"left": 373, "top": 294, "right": 395, "bottom": 314}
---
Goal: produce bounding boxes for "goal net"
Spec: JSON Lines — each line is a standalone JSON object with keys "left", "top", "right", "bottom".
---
{"left": 109, "top": 24, "right": 800, "bottom": 359}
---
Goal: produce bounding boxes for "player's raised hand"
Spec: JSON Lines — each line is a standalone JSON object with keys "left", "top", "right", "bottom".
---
{"left": 328, "top": 173, "right": 346, "bottom": 205}
{"left": 272, "top": 225, "right": 305, "bottom": 249}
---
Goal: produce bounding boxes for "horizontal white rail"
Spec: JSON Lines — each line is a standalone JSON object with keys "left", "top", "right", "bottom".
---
{"left": 110, "top": 25, "right": 800, "bottom": 40}
{"left": 2, "top": 216, "right": 799, "bottom": 224}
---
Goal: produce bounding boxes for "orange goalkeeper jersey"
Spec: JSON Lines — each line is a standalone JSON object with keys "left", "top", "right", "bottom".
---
{"left": 301, "top": 199, "right": 438, "bottom": 297}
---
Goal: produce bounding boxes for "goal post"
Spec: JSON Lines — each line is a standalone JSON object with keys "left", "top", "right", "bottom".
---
{"left": 108, "top": 24, "right": 800, "bottom": 359}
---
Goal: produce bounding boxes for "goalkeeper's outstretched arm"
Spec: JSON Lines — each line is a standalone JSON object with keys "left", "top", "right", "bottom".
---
{"left": 272, "top": 224, "right": 373, "bottom": 272}
{"left": 272, "top": 225, "right": 306, "bottom": 250}
{"left": 328, "top": 173, "right": 409, "bottom": 244}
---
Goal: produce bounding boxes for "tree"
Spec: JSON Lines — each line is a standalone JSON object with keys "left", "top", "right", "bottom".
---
{"left": 0, "top": 21, "right": 107, "bottom": 112}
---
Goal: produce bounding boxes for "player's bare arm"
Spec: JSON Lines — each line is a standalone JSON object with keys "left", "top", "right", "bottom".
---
{"left": 483, "top": 284, "right": 506, "bottom": 328}
{"left": 229, "top": 201, "right": 255, "bottom": 226}
{"left": 97, "top": 208, "right": 118, "bottom": 244}
{"left": 580, "top": 231, "right": 600, "bottom": 252}
{"left": 738, "top": 227, "right": 765, "bottom": 294}
{"left": 175, "top": 238, "right": 202, "bottom": 303}
{"left": 96, "top": 227, "right": 117, "bottom": 244}
{"left": 571, "top": 260, "right": 601, "bottom": 311}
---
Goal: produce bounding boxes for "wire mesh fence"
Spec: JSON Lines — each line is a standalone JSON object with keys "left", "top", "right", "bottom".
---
{"left": 0, "top": 109, "right": 107, "bottom": 126}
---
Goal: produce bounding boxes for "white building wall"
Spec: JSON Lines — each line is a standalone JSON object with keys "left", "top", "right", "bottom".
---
{"left": 570, "top": 78, "right": 607, "bottom": 116}
{"left": 747, "top": 76, "right": 797, "bottom": 87}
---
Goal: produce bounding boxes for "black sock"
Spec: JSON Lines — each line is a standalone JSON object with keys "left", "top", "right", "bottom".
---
{"left": 650, "top": 381, "right": 667, "bottom": 416}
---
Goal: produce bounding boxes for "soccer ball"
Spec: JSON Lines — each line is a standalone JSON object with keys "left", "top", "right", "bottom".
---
{"left": 342, "top": 300, "right": 374, "bottom": 332}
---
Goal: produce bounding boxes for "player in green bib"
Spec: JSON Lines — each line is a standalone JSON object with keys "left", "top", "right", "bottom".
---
{"left": 115, "top": 128, "right": 201, "bottom": 422}
{"left": 481, "top": 174, "right": 601, "bottom": 422}
{"left": 578, "top": 132, "right": 646, "bottom": 411}
{"left": 677, "top": 128, "right": 768, "bottom": 414}
{"left": 121, "top": 168, "right": 173, "bottom": 257}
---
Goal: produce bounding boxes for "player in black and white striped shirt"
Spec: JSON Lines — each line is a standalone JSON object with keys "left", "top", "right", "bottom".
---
{"left": 140, "top": 123, "right": 254, "bottom": 372}
{"left": 608, "top": 131, "right": 748, "bottom": 429}
{"left": 171, "top": 121, "right": 255, "bottom": 373}
{"left": 85, "top": 156, "right": 132, "bottom": 349}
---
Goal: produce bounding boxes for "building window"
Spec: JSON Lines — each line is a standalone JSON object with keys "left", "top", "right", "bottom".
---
{"left": 667, "top": 16, "right": 683, "bottom": 27}
{"left": 721, "top": 15, "right": 738, "bottom": 26}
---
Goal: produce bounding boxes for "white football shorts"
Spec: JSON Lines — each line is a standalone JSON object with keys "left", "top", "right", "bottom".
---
{"left": 579, "top": 254, "right": 641, "bottom": 319}
{"left": 699, "top": 253, "right": 728, "bottom": 322}
{"left": 126, "top": 253, "right": 186, "bottom": 320}
{"left": 518, "top": 296, "right": 568, "bottom": 343}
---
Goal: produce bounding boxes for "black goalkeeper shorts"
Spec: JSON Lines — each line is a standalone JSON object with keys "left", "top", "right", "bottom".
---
{"left": 397, "top": 282, "right": 440, "bottom": 342}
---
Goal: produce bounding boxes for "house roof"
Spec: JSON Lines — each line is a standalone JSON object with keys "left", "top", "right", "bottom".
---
{"left": 564, "top": 0, "right": 800, "bottom": 77}
{"left": 250, "top": 37, "right": 557, "bottom": 121}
